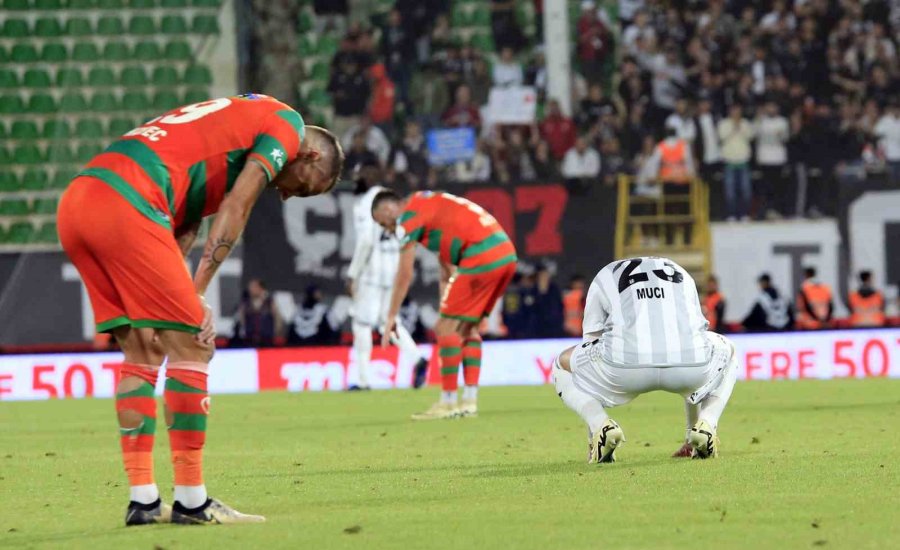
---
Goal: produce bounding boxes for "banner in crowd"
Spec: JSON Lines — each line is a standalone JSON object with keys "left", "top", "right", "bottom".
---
{"left": 426, "top": 128, "right": 476, "bottom": 166}
{"left": 2, "top": 329, "right": 898, "bottom": 400}
{"left": 487, "top": 86, "right": 538, "bottom": 125}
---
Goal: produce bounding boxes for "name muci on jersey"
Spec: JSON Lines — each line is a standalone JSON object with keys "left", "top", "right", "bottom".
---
{"left": 636, "top": 287, "right": 665, "bottom": 300}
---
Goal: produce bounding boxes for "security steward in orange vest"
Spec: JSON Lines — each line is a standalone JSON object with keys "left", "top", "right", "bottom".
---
{"left": 563, "top": 274, "right": 587, "bottom": 336}
{"left": 848, "top": 270, "right": 885, "bottom": 327}
{"left": 796, "top": 267, "right": 833, "bottom": 329}
{"left": 655, "top": 126, "right": 695, "bottom": 186}
{"left": 702, "top": 275, "right": 726, "bottom": 332}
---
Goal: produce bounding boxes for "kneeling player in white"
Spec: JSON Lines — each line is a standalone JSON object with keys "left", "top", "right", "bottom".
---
{"left": 348, "top": 184, "right": 429, "bottom": 390}
{"left": 552, "top": 257, "right": 738, "bottom": 462}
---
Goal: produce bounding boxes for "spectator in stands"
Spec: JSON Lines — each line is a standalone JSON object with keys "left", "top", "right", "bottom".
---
{"left": 874, "top": 100, "right": 900, "bottom": 182}
{"left": 524, "top": 48, "right": 548, "bottom": 98}
{"left": 796, "top": 267, "right": 834, "bottom": 330}
{"left": 754, "top": 101, "right": 791, "bottom": 219}
{"left": 380, "top": 9, "right": 414, "bottom": 108}
{"left": 368, "top": 63, "right": 396, "bottom": 135}
{"left": 439, "top": 44, "right": 466, "bottom": 97}
{"left": 513, "top": 272, "right": 539, "bottom": 338}
{"left": 494, "top": 128, "right": 537, "bottom": 182}
{"left": 694, "top": 97, "right": 721, "bottom": 184}
{"left": 312, "top": 0, "right": 348, "bottom": 34}
{"left": 648, "top": 43, "right": 687, "bottom": 122}
{"left": 562, "top": 274, "right": 586, "bottom": 337}
{"left": 454, "top": 139, "right": 492, "bottom": 183}
{"left": 341, "top": 117, "right": 391, "bottom": 166}
{"left": 343, "top": 131, "right": 382, "bottom": 178}
{"left": 534, "top": 264, "right": 564, "bottom": 338}
{"left": 702, "top": 275, "right": 726, "bottom": 333}
{"left": 490, "top": 0, "right": 525, "bottom": 53}
{"left": 743, "top": 273, "right": 793, "bottom": 332}
{"left": 577, "top": 1, "right": 613, "bottom": 84}
{"left": 441, "top": 84, "right": 482, "bottom": 130}
{"left": 467, "top": 57, "right": 493, "bottom": 107}
{"left": 623, "top": 10, "right": 656, "bottom": 57}
{"left": 410, "top": 62, "right": 449, "bottom": 127}
{"left": 664, "top": 99, "right": 696, "bottom": 144}
{"left": 492, "top": 47, "right": 524, "bottom": 88}
{"left": 231, "top": 278, "right": 283, "bottom": 348}
{"left": 501, "top": 273, "right": 524, "bottom": 338}
{"left": 849, "top": 271, "right": 886, "bottom": 328}
{"left": 388, "top": 120, "right": 430, "bottom": 189}
{"left": 287, "top": 285, "right": 338, "bottom": 346}
{"left": 531, "top": 140, "right": 560, "bottom": 180}
{"left": 430, "top": 14, "right": 453, "bottom": 56}
{"left": 647, "top": 126, "right": 696, "bottom": 187}
{"left": 577, "top": 83, "right": 617, "bottom": 131}
{"left": 718, "top": 103, "right": 754, "bottom": 221}
{"left": 539, "top": 99, "right": 577, "bottom": 162}
{"left": 328, "top": 54, "right": 371, "bottom": 140}
{"left": 599, "top": 138, "right": 628, "bottom": 186}
{"left": 561, "top": 136, "right": 601, "bottom": 191}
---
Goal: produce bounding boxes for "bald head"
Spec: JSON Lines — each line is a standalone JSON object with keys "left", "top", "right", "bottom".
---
{"left": 304, "top": 125, "right": 345, "bottom": 193}
{"left": 271, "top": 125, "right": 345, "bottom": 200}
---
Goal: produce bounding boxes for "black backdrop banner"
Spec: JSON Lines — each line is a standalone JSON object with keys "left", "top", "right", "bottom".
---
{"left": 242, "top": 181, "right": 618, "bottom": 300}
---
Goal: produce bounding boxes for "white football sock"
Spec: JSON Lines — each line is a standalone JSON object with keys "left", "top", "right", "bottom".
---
{"left": 698, "top": 357, "right": 738, "bottom": 429}
{"left": 129, "top": 483, "right": 159, "bottom": 505}
{"left": 390, "top": 322, "right": 423, "bottom": 362}
{"left": 462, "top": 385, "right": 478, "bottom": 401}
{"left": 441, "top": 391, "right": 458, "bottom": 405}
{"left": 174, "top": 484, "right": 207, "bottom": 509}
{"left": 553, "top": 358, "right": 608, "bottom": 434}
{"left": 352, "top": 321, "right": 373, "bottom": 388}
{"left": 684, "top": 400, "right": 700, "bottom": 442}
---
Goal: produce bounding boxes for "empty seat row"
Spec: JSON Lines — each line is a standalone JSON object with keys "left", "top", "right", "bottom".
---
{"left": 2, "top": 0, "right": 221, "bottom": 8}
{"left": 0, "top": 197, "right": 59, "bottom": 216}
{"left": 0, "top": 89, "right": 210, "bottom": 114}
{"left": 2, "top": 142, "right": 105, "bottom": 164}
{"left": 1, "top": 117, "right": 138, "bottom": 140}
{"left": 0, "top": 65, "right": 213, "bottom": 88}
{"left": 0, "top": 221, "right": 58, "bottom": 245}
{"left": 0, "top": 168, "right": 82, "bottom": 191}
{"left": 1, "top": 14, "right": 220, "bottom": 38}
{"left": 0, "top": 40, "right": 196, "bottom": 63}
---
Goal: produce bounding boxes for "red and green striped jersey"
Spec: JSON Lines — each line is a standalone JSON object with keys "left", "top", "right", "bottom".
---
{"left": 399, "top": 191, "right": 517, "bottom": 274}
{"left": 78, "top": 93, "right": 304, "bottom": 231}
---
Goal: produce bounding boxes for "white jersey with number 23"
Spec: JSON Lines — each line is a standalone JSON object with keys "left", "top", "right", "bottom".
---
{"left": 583, "top": 257, "right": 711, "bottom": 368}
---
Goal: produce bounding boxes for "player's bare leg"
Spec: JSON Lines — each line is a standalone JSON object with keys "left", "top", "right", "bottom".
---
{"left": 412, "top": 316, "right": 463, "bottom": 420}
{"left": 673, "top": 401, "right": 700, "bottom": 458}
{"left": 552, "top": 346, "right": 624, "bottom": 463}
{"left": 111, "top": 326, "right": 171, "bottom": 526}
{"left": 157, "top": 330, "right": 264, "bottom": 524}
{"left": 459, "top": 323, "right": 482, "bottom": 417}
{"left": 351, "top": 321, "right": 374, "bottom": 390}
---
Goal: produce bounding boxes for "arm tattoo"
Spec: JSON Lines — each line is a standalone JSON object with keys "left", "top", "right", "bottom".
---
{"left": 204, "top": 237, "right": 234, "bottom": 267}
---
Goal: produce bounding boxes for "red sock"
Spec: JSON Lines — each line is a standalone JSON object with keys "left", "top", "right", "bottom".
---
{"left": 462, "top": 337, "right": 482, "bottom": 386}
{"left": 438, "top": 334, "right": 463, "bottom": 392}
{"left": 116, "top": 363, "right": 159, "bottom": 487}
{"left": 164, "top": 362, "right": 209, "bottom": 487}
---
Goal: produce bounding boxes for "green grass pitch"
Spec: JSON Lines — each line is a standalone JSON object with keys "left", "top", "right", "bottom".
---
{"left": 1, "top": 380, "right": 898, "bottom": 549}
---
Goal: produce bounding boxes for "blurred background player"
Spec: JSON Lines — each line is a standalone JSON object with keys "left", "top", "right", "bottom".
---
{"left": 743, "top": 273, "right": 793, "bottom": 332}
{"left": 372, "top": 190, "right": 517, "bottom": 420}
{"left": 346, "top": 176, "right": 428, "bottom": 391}
{"left": 848, "top": 271, "right": 886, "bottom": 328}
{"left": 551, "top": 257, "right": 738, "bottom": 463}
{"left": 57, "top": 94, "right": 343, "bottom": 526}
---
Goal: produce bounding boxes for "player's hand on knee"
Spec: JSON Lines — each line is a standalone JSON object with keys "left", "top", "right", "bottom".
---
{"left": 196, "top": 295, "right": 216, "bottom": 345}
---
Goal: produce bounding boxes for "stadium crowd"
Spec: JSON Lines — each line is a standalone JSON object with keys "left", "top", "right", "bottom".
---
{"left": 295, "top": 0, "right": 900, "bottom": 220}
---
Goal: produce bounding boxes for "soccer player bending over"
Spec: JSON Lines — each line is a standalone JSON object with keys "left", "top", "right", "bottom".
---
{"left": 372, "top": 191, "right": 517, "bottom": 420}
{"left": 552, "top": 257, "right": 738, "bottom": 462}
{"left": 57, "top": 94, "right": 343, "bottom": 525}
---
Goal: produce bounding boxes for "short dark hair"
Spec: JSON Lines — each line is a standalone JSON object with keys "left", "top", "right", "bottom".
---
{"left": 306, "top": 125, "right": 344, "bottom": 192}
{"left": 371, "top": 189, "right": 402, "bottom": 214}
{"left": 804, "top": 267, "right": 816, "bottom": 278}
{"left": 758, "top": 273, "right": 771, "bottom": 284}
{"left": 859, "top": 270, "right": 872, "bottom": 283}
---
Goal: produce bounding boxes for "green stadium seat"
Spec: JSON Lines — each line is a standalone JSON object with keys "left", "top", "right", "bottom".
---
{"left": 69, "top": 0, "right": 97, "bottom": 8}
{"left": 298, "top": 36, "right": 315, "bottom": 56}
{"left": 129, "top": 15, "right": 156, "bottom": 35}
{"left": 32, "top": 198, "right": 58, "bottom": 214}
{"left": 134, "top": 41, "right": 162, "bottom": 61}
{"left": 35, "top": 222, "right": 58, "bottom": 243}
{"left": 0, "top": 122, "right": 5, "bottom": 139}
{"left": 23, "top": 69, "right": 52, "bottom": 88}
{"left": 152, "top": 66, "right": 180, "bottom": 86}
{"left": 120, "top": 66, "right": 149, "bottom": 87}
{"left": 0, "top": 147, "right": 11, "bottom": 165}
{"left": 102, "top": 41, "right": 131, "bottom": 61}
{"left": 88, "top": 67, "right": 117, "bottom": 87}
{"left": 76, "top": 143, "right": 103, "bottom": 162}
{"left": 192, "top": 0, "right": 221, "bottom": 7}
{"left": 122, "top": 91, "right": 151, "bottom": 111}
{"left": 182, "top": 89, "right": 208, "bottom": 104}
{"left": 451, "top": 5, "right": 469, "bottom": 27}
{"left": 183, "top": 65, "right": 212, "bottom": 86}
{"left": 13, "top": 144, "right": 44, "bottom": 164}
{"left": 316, "top": 35, "right": 339, "bottom": 57}
{"left": 76, "top": 119, "right": 105, "bottom": 139}
{"left": 297, "top": 11, "right": 313, "bottom": 32}
{"left": 97, "top": 16, "right": 125, "bottom": 36}
{"left": 43, "top": 119, "right": 72, "bottom": 139}
{"left": 163, "top": 40, "right": 192, "bottom": 60}
{"left": 0, "top": 172, "right": 18, "bottom": 192}
{"left": 34, "top": 17, "right": 64, "bottom": 38}
{"left": 11, "top": 44, "right": 40, "bottom": 63}
{"left": 0, "top": 45, "right": 8, "bottom": 63}
{"left": 310, "top": 61, "right": 329, "bottom": 81}
{"left": 161, "top": 0, "right": 187, "bottom": 7}
{"left": 40, "top": 42, "right": 68, "bottom": 63}
{"left": 27, "top": 93, "right": 57, "bottom": 114}
{"left": 192, "top": 15, "right": 220, "bottom": 34}
{"left": 0, "top": 200, "right": 31, "bottom": 216}
{"left": 306, "top": 89, "right": 330, "bottom": 107}
{"left": 161, "top": 15, "right": 189, "bottom": 34}
{"left": 35, "top": 0, "right": 64, "bottom": 8}
{"left": 65, "top": 17, "right": 93, "bottom": 36}
{"left": 129, "top": 0, "right": 155, "bottom": 7}
{"left": 108, "top": 117, "right": 135, "bottom": 136}
{"left": 98, "top": 0, "right": 125, "bottom": 7}
{"left": 89, "top": 91, "right": 119, "bottom": 112}
{"left": 2, "top": 19, "right": 29, "bottom": 38}
{"left": 47, "top": 143, "right": 75, "bottom": 163}
{"left": 153, "top": 91, "right": 180, "bottom": 111}
{"left": 0, "top": 95, "right": 26, "bottom": 114}
{"left": 0, "top": 70, "right": 19, "bottom": 88}
{"left": 4, "top": 0, "right": 31, "bottom": 10}
{"left": 22, "top": 169, "right": 50, "bottom": 191}
{"left": 59, "top": 91, "right": 89, "bottom": 112}
{"left": 11, "top": 121, "right": 40, "bottom": 140}
{"left": 51, "top": 169, "right": 74, "bottom": 189}
{"left": 71, "top": 42, "right": 101, "bottom": 62}
{"left": 6, "top": 222, "right": 35, "bottom": 244}
{"left": 56, "top": 68, "right": 84, "bottom": 87}
{"left": 471, "top": 7, "right": 491, "bottom": 26}
{"left": 470, "top": 32, "right": 495, "bottom": 53}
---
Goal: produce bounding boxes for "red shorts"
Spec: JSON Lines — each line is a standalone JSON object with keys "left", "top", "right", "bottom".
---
{"left": 57, "top": 177, "right": 203, "bottom": 334}
{"left": 440, "top": 260, "right": 517, "bottom": 323}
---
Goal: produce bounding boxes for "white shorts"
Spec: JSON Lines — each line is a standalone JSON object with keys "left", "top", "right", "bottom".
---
{"left": 570, "top": 331, "right": 736, "bottom": 408}
{"left": 351, "top": 283, "right": 391, "bottom": 327}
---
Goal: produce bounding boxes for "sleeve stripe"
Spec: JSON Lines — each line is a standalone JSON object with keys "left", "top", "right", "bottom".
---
{"left": 248, "top": 156, "right": 274, "bottom": 181}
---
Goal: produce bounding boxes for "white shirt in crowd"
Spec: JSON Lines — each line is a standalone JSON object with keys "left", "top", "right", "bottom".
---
{"left": 492, "top": 61, "right": 524, "bottom": 88}
{"left": 874, "top": 112, "right": 900, "bottom": 161}
{"left": 341, "top": 125, "right": 392, "bottom": 165}
{"left": 664, "top": 113, "right": 697, "bottom": 142}
{"left": 562, "top": 146, "right": 602, "bottom": 178}
{"left": 454, "top": 150, "right": 492, "bottom": 182}
{"left": 754, "top": 115, "right": 790, "bottom": 166}
{"left": 717, "top": 117, "right": 754, "bottom": 164}
{"left": 697, "top": 112, "right": 721, "bottom": 164}
{"left": 583, "top": 257, "right": 711, "bottom": 367}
